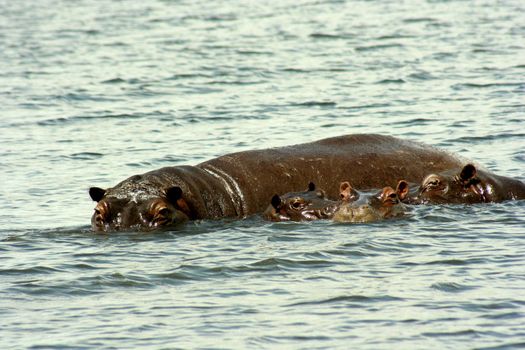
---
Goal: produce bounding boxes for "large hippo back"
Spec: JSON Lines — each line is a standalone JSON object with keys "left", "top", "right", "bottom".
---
{"left": 198, "top": 134, "right": 464, "bottom": 215}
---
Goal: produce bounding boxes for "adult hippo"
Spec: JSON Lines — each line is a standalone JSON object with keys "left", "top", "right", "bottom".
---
{"left": 89, "top": 134, "right": 524, "bottom": 231}
{"left": 417, "top": 163, "right": 525, "bottom": 204}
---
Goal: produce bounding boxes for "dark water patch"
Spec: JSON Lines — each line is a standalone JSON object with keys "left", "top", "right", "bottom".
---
{"left": 67, "top": 152, "right": 104, "bottom": 160}
{"left": 281, "top": 67, "right": 349, "bottom": 73}
{"left": 208, "top": 79, "right": 264, "bottom": 86}
{"left": 309, "top": 33, "right": 353, "bottom": 40}
{"left": 355, "top": 43, "right": 403, "bottom": 52}
{"left": 451, "top": 82, "right": 524, "bottom": 90}
{"left": 376, "top": 78, "right": 405, "bottom": 84}
{"left": 377, "top": 33, "right": 415, "bottom": 40}
{"left": 54, "top": 92, "right": 120, "bottom": 102}
{"left": 431, "top": 282, "right": 476, "bottom": 293}
{"left": 166, "top": 73, "right": 213, "bottom": 80}
{"left": 403, "top": 17, "right": 439, "bottom": 24}
{"left": 37, "top": 112, "right": 149, "bottom": 126}
{"left": 236, "top": 49, "right": 274, "bottom": 56}
{"left": 287, "top": 294, "right": 403, "bottom": 307}
{"left": 290, "top": 101, "right": 337, "bottom": 107}
{"left": 451, "top": 133, "right": 525, "bottom": 143}
{"left": 320, "top": 123, "right": 350, "bottom": 128}
{"left": 250, "top": 257, "right": 334, "bottom": 270}
{"left": 408, "top": 71, "right": 437, "bottom": 80}
{"left": 401, "top": 257, "right": 486, "bottom": 267}
{"left": 477, "top": 342, "right": 525, "bottom": 350}
{"left": 392, "top": 118, "right": 434, "bottom": 126}
{"left": 0, "top": 266, "right": 64, "bottom": 276}
{"left": 101, "top": 77, "right": 141, "bottom": 84}
{"left": 344, "top": 102, "right": 391, "bottom": 110}
{"left": 482, "top": 311, "right": 523, "bottom": 320}
{"left": 422, "top": 329, "right": 479, "bottom": 337}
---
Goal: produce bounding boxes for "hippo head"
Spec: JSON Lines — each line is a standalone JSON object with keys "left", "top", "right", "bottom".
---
{"left": 88, "top": 184, "right": 191, "bottom": 232}
{"left": 418, "top": 164, "right": 496, "bottom": 204}
{"left": 333, "top": 180, "right": 409, "bottom": 223}
{"left": 371, "top": 180, "right": 409, "bottom": 214}
{"left": 263, "top": 182, "right": 339, "bottom": 222}
{"left": 339, "top": 181, "right": 360, "bottom": 202}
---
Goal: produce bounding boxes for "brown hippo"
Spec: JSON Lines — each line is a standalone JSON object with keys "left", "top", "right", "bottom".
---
{"left": 89, "top": 134, "right": 525, "bottom": 231}
{"left": 264, "top": 180, "right": 409, "bottom": 223}
{"left": 417, "top": 163, "right": 525, "bottom": 204}
{"left": 332, "top": 180, "right": 409, "bottom": 223}
{"left": 263, "top": 182, "right": 340, "bottom": 222}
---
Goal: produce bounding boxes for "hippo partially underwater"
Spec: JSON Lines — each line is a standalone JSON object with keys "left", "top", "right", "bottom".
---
{"left": 89, "top": 134, "right": 525, "bottom": 232}
{"left": 264, "top": 180, "right": 410, "bottom": 223}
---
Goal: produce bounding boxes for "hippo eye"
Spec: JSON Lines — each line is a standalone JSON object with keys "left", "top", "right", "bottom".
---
{"left": 158, "top": 207, "right": 169, "bottom": 217}
{"left": 290, "top": 199, "right": 306, "bottom": 210}
{"left": 425, "top": 179, "right": 442, "bottom": 189}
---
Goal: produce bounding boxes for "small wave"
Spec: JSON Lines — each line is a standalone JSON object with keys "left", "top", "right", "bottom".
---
{"left": 250, "top": 257, "right": 334, "bottom": 270}
{"left": 451, "top": 82, "right": 524, "bottom": 90}
{"left": 403, "top": 17, "right": 439, "bottom": 24}
{"left": 376, "top": 78, "right": 405, "bottom": 84}
{"left": 431, "top": 282, "right": 475, "bottom": 293}
{"left": 355, "top": 43, "right": 403, "bottom": 52}
{"left": 236, "top": 49, "right": 273, "bottom": 56}
{"left": 452, "top": 133, "right": 525, "bottom": 143}
{"left": 376, "top": 34, "right": 415, "bottom": 40}
{"left": 0, "top": 265, "right": 63, "bottom": 276}
{"left": 68, "top": 152, "right": 104, "bottom": 160}
{"left": 37, "top": 113, "right": 148, "bottom": 126}
{"left": 291, "top": 101, "right": 337, "bottom": 107}
{"left": 422, "top": 329, "right": 479, "bottom": 337}
{"left": 309, "top": 33, "right": 351, "bottom": 40}
{"left": 101, "top": 77, "right": 126, "bottom": 84}
{"left": 393, "top": 118, "right": 434, "bottom": 126}
{"left": 408, "top": 71, "right": 436, "bottom": 80}
{"left": 287, "top": 294, "right": 403, "bottom": 307}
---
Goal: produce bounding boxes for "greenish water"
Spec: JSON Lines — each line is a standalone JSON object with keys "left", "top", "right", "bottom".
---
{"left": 1, "top": 0, "right": 525, "bottom": 349}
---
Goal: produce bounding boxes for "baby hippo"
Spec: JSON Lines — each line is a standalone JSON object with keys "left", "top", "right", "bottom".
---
{"left": 332, "top": 180, "right": 409, "bottom": 223}
{"left": 263, "top": 180, "right": 409, "bottom": 223}
{"left": 263, "top": 182, "right": 340, "bottom": 222}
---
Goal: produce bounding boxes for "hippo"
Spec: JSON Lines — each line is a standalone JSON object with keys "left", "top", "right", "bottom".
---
{"left": 417, "top": 163, "right": 525, "bottom": 204}
{"left": 332, "top": 180, "right": 409, "bottom": 223}
{"left": 263, "top": 182, "right": 340, "bottom": 222}
{"left": 264, "top": 180, "right": 409, "bottom": 223}
{"left": 89, "top": 134, "right": 525, "bottom": 231}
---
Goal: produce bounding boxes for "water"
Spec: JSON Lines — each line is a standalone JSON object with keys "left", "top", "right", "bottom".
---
{"left": 1, "top": 0, "right": 525, "bottom": 348}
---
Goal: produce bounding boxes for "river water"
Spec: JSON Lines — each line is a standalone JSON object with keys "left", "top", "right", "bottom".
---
{"left": 1, "top": 0, "right": 525, "bottom": 349}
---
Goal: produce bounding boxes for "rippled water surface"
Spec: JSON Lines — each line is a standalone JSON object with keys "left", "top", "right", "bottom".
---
{"left": 1, "top": 0, "right": 525, "bottom": 348}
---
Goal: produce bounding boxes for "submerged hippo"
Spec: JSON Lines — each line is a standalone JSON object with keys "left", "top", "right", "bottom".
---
{"left": 332, "top": 180, "right": 409, "bottom": 223}
{"left": 89, "top": 134, "right": 525, "bottom": 231}
{"left": 417, "top": 163, "right": 525, "bottom": 204}
{"left": 263, "top": 182, "right": 339, "bottom": 222}
{"left": 265, "top": 180, "right": 409, "bottom": 223}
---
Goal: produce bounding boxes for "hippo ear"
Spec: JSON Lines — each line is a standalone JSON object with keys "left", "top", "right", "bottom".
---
{"left": 460, "top": 164, "right": 477, "bottom": 182}
{"left": 89, "top": 187, "right": 106, "bottom": 202}
{"left": 165, "top": 186, "right": 183, "bottom": 204}
{"left": 396, "top": 180, "right": 409, "bottom": 201}
{"left": 340, "top": 181, "right": 351, "bottom": 193}
{"left": 271, "top": 194, "right": 282, "bottom": 210}
{"left": 308, "top": 182, "right": 316, "bottom": 191}
{"left": 339, "top": 181, "right": 351, "bottom": 200}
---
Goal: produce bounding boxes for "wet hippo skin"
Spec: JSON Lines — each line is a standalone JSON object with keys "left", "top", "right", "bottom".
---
{"left": 89, "top": 134, "right": 524, "bottom": 231}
